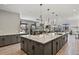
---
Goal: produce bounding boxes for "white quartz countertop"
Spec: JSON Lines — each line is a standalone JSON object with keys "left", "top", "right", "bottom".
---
{"left": 21, "top": 32, "right": 66, "bottom": 44}
{"left": 0, "top": 32, "right": 25, "bottom": 36}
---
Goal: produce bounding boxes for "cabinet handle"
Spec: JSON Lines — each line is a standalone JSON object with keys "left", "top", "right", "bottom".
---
{"left": 2, "top": 38, "right": 5, "bottom": 41}
{"left": 32, "top": 45, "right": 35, "bottom": 50}
{"left": 56, "top": 42, "right": 58, "bottom": 52}
{"left": 16, "top": 36, "right": 18, "bottom": 38}
{"left": 56, "top": 42, "right": 58, "bottom": 45}
{"left": 22, "top": 41, "right": 24, "bottom": 44}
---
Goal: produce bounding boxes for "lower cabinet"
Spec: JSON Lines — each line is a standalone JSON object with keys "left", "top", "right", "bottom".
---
{"left": 4, "top": 36, "right": 12, "bottom": 45}
{"left": 21, "top": 37, "right": 27, "bottom": 53}
{"left": 52, "top": 38, "right": 60, "bottom": 55}
{"left": 59, "top": 37, "right": 63, "bottom": 49}
{"left": 0, "top": 37, "right": 5, "bottom": 46}
{"left": 17, "top": 35, "right": 21, "bottom": 43}
{"left": 62, "top": 35, "right": 65, "bottom": 46}
{"left": 27, "top": 40, "right": 34, "bottom": 55}
{"left": 34, "top": 42, "right": 44, "bottom": 55}
{"left": 0, "top": 35, "right": 20, "bottom": 47}
{"left": 43, "top": 42, "right": 52, "bottom": 55}
{"left": 56, "top": 39, "right": 60, "bottom": 52}
{"left": 11, "top": 35, "right": 18, "bottom": 44}
{"left": 21, "top": 38, "right": 23, "bottom": 49}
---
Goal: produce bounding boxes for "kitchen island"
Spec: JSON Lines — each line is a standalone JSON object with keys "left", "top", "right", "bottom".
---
{"left": 21, "top": 32, "right": 68, "bottom": 55}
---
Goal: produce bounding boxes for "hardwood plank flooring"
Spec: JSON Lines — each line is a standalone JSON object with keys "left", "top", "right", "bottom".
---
{"left": 57, "top": 35, "right": 79, "bottom": 55}
{"left": 0, "top": 43, "right": 26, "bottom": 55}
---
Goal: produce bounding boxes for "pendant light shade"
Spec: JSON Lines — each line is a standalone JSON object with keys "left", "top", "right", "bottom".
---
{"left": 40, "top": 4, "right": 43, "bottom": 24}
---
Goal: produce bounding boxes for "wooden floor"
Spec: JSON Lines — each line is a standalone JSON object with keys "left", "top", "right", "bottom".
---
{"left": 0, "top": 34, "right": 79, "bottom": 55}
{"left": 0, "top": 43, "right": 26, "bottom": 55}
{"left": 57, "top": 35, "right": 79, "bottom": 55}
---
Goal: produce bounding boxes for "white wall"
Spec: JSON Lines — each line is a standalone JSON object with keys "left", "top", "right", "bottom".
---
{"left": 0, "top": 9, "right": 20, "bottom": 34}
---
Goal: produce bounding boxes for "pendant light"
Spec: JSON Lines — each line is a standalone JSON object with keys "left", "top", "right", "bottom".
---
{"left": 51, "top": 12, "right": 54, "bottom": 32}
{"left": 40, "top": 4, "right": 43, "bottom": 24}
{"left": 47, "top": 8, "right": 50, "bottom": 25}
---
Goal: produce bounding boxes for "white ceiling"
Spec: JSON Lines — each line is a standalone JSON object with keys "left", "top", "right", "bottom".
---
{"left": 0, "top": 4, "right": 79, "bottom": 25}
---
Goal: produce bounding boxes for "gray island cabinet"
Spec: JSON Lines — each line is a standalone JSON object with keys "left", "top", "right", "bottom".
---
{"left": 21, "top": 33, "right": 68, "bottom": 55}
{"left": 0, "top": 33, "right": 21, "bottom": 47}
